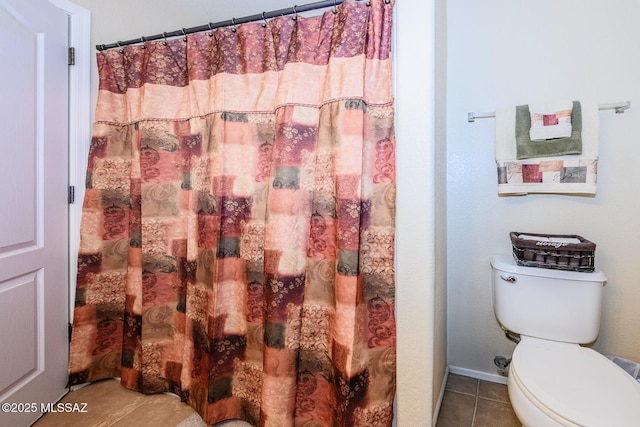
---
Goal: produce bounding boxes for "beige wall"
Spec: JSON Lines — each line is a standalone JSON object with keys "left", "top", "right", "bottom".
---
{"left": 447, "top": 0, "right": 640, "bottom": 378}
{"left": 70, "top": 0, "right": 443, "bottom": 425}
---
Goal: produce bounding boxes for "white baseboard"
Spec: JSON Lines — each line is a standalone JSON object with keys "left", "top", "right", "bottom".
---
{"left": 448, "top": 365, "right": 508, "bottom": 385}
{"left": 432, "top": 366, "right": 449, "bottom": 427}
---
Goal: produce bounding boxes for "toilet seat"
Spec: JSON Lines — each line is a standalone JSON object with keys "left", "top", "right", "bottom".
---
{"left": 511, "top": 337, "right": 640, "bottom": 426}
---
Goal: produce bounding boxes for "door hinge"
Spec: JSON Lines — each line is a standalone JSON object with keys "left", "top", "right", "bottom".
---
{"left": 68, "top": 185, "right": 75, "bottom": 204}
{"left": 68, "top": 47, "right": 75, "bottom": 65}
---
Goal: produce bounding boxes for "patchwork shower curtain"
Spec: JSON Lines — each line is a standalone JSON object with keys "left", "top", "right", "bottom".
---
{"left": 68, "top": 0, "right": 396, "bottom": 425}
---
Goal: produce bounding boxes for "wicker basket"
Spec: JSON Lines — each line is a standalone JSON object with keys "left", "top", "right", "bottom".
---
{"left": 510, "top": 232, "right": 596, "bottom": 272}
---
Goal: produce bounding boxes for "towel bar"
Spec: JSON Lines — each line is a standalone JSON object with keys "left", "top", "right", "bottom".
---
{"left": 467, "top": 101, "right": 630, "bottom": 122}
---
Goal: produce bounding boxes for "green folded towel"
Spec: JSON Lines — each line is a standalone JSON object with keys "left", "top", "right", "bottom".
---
{"left": 515, "top": 101, "right": 582, "bottom": 160}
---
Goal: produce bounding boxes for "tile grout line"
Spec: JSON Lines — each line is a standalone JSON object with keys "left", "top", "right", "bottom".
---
{"left": 470, "top": 380, "right": 479, "bottom": 427}
{"left": 446, "top": 389, "right": 510, "bottom": 404}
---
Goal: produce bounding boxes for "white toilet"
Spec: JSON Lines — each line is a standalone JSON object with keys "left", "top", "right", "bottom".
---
{"left": 491, "top": 255, "right": 640, "bottom": 426}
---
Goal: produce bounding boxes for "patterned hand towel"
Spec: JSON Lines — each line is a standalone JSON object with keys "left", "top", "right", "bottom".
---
{"left": 516, "top": 101, "right": 583, "bottom": 160}
{"left": 529, "top": 102, "right": 573, "bottom": 140}
{"left": 495, "top": 101, "right": 599, "bottom": 196}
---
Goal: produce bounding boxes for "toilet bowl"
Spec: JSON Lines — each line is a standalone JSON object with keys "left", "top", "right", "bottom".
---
{"left": 490, "top": 255, "right": 640, "bottom": 426}
{"left": 507, "top": 337, "right": 640, "bottom": 426}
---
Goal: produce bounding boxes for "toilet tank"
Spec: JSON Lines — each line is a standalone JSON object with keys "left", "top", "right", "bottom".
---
{"left": 491, "top": 255, "right": 607, "bottom": 344}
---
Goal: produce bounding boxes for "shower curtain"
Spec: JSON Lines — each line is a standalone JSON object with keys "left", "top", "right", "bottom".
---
{"left": 68, "top": 0, "right": 396, "bottom": 425}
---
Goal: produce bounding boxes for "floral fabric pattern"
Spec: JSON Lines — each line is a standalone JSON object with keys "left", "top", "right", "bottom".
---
{"left": 69, "top": 1, "right": 396, "bottom": 426}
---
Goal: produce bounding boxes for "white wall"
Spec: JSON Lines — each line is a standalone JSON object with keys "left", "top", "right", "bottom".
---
{"left": 433, "top": 0, "right": 448, "bottom": 417}
{"left": 395, "top": 0, "right": 446, "bottom": 424}
{"left": 447, "top": 0, "right": 640, "bottom": 377}
{"left": 70, "top": 0, "right": 442, "bottom": 425}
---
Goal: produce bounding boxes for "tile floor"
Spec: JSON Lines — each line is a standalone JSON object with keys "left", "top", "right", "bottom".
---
{"left": 32, "top": 379, "right": 249, "bottom": 427}
{"left": 436, "top": 373, "right": 521, "bottom": 427}
{"left": 32, "top": 373, "right": 520, "bottom": 427}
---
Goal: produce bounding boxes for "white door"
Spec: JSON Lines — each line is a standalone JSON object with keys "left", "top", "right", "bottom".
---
{"left": 0, "top": 0, "right": 69, "bottom": 425}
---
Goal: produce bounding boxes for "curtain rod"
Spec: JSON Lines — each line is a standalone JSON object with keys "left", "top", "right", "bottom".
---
{"left": 467, "top": 101, "right": 631, "bottom": 123}
{"left": 97, "top": 0, "right": 388, "bottom": 51}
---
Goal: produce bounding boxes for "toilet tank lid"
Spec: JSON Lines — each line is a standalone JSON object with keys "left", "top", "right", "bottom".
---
{"left": 491, "top": 255, "right": 606, "bottom": 283}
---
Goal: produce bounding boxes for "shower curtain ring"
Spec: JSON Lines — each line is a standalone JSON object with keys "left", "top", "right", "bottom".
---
{"left": 140, "top": 35, "right": 146, "bottom": 49}
{"left": 231, "top": 18, "right": 237, "bottom": 32}
{"left": 261, "top": 12, "right": 268, "bottom": 27}
{"left": 292, "top": 5, "right": 298, "bottom": 20}
{"left": 208, "top": 22, "right": 214, "bottom": 36}
{"left": 162, "top": 32, "right": 168, "bottom": 45}
{"left": 332, "top": 0, "right": 338, "bottom": 14}
{"left": 116, "top": 41, "right": 124, "bottom": 53}
{"left": 181, "top": 28, "right": 188, "bottom": 42}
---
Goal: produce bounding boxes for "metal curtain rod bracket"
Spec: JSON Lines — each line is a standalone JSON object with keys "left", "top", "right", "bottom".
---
{"left": 467, "top": 101, "right": 631, "bottom": 123}
{"left": 96, "top": 0, "right": 392, "bottom": 51}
